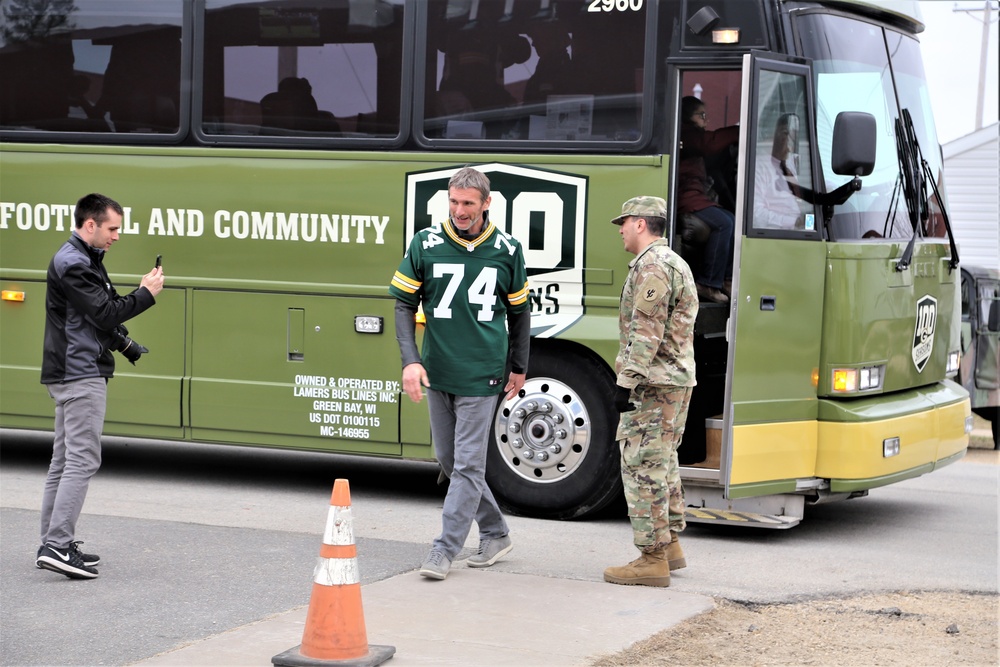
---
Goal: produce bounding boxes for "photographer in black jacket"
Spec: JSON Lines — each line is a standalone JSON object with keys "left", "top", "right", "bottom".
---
{"left": 36, "top": 193, "right": 164, "bottom": 579}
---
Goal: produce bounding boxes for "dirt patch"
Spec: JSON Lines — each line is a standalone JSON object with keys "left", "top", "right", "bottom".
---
{"left": 589, "top": 590, "right": 998, "bottom": 666}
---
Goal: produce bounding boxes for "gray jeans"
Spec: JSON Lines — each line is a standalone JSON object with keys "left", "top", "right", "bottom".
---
{"left": 40, "top": 377, "right": 107, "bottom": 548}
{"left": 426, "top": 389, "right": 509, "bottom": 559}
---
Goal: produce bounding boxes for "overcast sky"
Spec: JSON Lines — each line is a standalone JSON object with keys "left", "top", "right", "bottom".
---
{"left": 917, "top": 0, "right": 998, "bottom": 144}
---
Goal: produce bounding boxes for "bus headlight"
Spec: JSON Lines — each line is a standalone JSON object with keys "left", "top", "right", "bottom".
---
{"left": 945, "top": 350, "right": 960, "bottom": 377}
{"left": 832, "top": 364, "right": 884, "bottom": 393}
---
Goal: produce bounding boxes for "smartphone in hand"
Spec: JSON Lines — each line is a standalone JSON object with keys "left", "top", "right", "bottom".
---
{"left": 155, "top": 254, "right": 162, "bottom": 269}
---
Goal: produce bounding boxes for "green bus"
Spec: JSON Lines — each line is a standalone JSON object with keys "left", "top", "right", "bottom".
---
{"left": 0, "top": 0, "right": 971, "bottom": 525}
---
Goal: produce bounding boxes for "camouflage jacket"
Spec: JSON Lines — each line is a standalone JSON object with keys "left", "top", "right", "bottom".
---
{"left": 616, "top": 238, "right": 698, "bottom": 389}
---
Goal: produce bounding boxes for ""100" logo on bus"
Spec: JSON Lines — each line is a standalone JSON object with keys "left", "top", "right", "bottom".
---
{"left": 405, "top": 163, "right": 587, "bottom": 338}
{"left": 911, "top": 294, "right": 937, "bottom": 373}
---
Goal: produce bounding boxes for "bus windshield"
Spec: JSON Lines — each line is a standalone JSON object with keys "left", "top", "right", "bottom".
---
{"left": 797, "top": 12, "right": 946, "bottom": 241}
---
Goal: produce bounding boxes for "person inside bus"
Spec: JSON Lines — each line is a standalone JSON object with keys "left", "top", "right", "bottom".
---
{"left": 434, "top": 29, "right": 530, "bottom": 138}
{"left": 67, "top": 74, "right": 98, "bottom": 120}
{"left": 94, "top": 31, "right": 180, "bottom": 133}
{"left": 65, "top": 74, "right": 112, "bottom": 131}
{"left": 676, "top": 96, "right": 740, "bottom": 304}
{"left": 259, "top": 77, "right": 340, "bottom": 134}
{"left": 522, "top": 23, "right": 574, "bottom": 107}
{"left": 753, "top": 113, "right": 810, "bottom": 230}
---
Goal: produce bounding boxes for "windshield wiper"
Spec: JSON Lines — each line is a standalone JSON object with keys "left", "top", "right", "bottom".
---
{"left": 890, "top": 108, "right": 959, "bottom": 272}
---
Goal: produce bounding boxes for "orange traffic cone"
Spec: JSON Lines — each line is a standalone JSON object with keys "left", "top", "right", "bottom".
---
{"left": 272, "top": 479, "right": 395, "bottom": 667}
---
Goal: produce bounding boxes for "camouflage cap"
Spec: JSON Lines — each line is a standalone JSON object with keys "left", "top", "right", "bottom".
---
{"left": 610, "top": 196, "right": 668, "bottom": 225}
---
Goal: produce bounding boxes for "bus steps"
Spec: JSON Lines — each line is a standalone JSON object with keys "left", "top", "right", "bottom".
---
{"left": 684, "top": 507, "right": 801, "bottom": 529}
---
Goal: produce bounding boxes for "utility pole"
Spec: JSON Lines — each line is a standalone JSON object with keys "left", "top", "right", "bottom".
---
{"left": 953, "top": 1, "right": 999, "bottom": 131}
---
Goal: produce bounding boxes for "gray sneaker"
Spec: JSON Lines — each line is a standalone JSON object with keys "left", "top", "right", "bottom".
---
{"left": 419, "top": 550, "right": 451, "bottom": 580}
{"left": 467, "top": 535, "right": 513, "bottom": 568}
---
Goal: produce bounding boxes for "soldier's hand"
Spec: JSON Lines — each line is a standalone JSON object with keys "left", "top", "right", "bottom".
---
{"left": 613, "top": 385, "right": 636, "bottom": 412}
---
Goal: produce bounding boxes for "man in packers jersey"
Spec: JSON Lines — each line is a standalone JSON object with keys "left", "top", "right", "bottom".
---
{"left": 604, "top": 196, "right": 698, "bottom": 588}
{"left": 390, "top": 166, "right": 530, "bottom": 581}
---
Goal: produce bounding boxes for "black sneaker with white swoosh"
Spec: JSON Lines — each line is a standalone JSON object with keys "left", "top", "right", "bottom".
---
{"left": 36, "top": 544, "right": 99, "bottom": 579}
{"left": 35, "top": 542, "right": 101, "bottom": 568}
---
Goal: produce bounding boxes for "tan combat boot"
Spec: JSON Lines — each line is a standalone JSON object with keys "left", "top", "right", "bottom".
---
{"left": 603, "top": 549, "right": 671, "bottom": 587}
{"left": 667, "top": 531, "right": 687, "bottom": 571}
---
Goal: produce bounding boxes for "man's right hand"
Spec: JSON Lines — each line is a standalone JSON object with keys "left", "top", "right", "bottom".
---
{"left": 141, "top": 267, "right": 165, "bottom": 297}
{"left": 402, "top": 362, "right": 430, "bottom": 403}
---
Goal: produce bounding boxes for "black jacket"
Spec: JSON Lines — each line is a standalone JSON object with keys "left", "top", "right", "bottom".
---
{"left": 41, "top": 233, "right": 155, "bottom": 384}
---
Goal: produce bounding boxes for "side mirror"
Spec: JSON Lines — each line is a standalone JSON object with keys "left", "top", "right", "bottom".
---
{"left": 831, "top": 112, "right": 876, "bottom": 176}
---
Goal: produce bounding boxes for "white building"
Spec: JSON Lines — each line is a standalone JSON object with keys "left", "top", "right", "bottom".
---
{"left": 943, "top": 122, "right": 1000, "bottom": 270}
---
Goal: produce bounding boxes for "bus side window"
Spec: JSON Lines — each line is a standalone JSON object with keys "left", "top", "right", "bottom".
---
{"left": 421, "top": 0, "right": 649, "bottom": 144}
{"left": 199, "top": 1, "right": 404, "bottom": 141}
{"left": 751, "top": 72, "right": 816, "bottom": 233}
{"left": 0, "top": 2, "right": 185, "bottom": 136}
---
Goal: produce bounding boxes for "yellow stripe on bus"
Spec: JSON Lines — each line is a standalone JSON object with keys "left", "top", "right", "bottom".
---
{"left": 728, "top": 399, "right": 969, "bottom": 486}
{"left": 815, "top": 400, "right": 969, "bottom": 479}
{"left": 729, "top": 421, "right": 818, "bottom": 485}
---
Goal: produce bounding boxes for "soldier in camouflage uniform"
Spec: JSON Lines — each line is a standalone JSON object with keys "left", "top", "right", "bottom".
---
{"left": 604, "top": 196, "right": 698, "bottom": 588}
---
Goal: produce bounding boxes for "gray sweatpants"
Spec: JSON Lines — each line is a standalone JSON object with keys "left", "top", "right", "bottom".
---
{"left": 426, "top": 389, "right": 509, "bottom": 559}
{"left": 40, "top": 377, "right": 107, "bottom": 549}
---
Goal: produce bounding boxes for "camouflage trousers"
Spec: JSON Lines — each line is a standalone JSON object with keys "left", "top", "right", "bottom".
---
{"left": 615, "top": 385, "right": 692, "bottom": 552}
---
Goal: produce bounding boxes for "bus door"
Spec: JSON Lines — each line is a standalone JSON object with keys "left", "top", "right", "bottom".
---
{"left": 721, "top": 53, "right": 825, "bottom": 520}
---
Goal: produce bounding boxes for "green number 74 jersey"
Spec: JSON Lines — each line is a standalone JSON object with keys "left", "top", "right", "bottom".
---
{"left": 389, "top": 219, "right": 529, "bottom": 396}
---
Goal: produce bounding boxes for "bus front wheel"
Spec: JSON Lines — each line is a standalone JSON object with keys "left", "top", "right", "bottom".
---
{"left": 486, "top": 348, "right": 622, "bottom": 520}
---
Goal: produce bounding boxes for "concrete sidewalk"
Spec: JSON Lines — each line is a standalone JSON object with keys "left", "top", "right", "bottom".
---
{"left": 132, "top": 566, "right": 715, "bottom": 667}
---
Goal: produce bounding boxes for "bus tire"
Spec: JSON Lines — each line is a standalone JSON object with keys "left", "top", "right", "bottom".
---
{"left": 486, "top": 347, "right": 622, "bottom": 520}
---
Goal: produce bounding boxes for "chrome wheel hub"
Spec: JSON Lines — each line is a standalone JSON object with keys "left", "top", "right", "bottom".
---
{"left": 493, "top": 377, "right": 591, "bottom": 483}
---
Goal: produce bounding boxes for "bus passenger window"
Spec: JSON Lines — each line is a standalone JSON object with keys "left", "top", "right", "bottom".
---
{"left": 201, "top": 1, "right": 404, "bottom": 142}
{"left": 422, "top": 0, "right": 648, "bottom": 144}
{"left": 0, "top": 1, "right": 183, "bottom": 135}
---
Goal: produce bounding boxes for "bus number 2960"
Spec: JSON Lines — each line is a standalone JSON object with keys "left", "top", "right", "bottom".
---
{"left": 588, "top": 0, "right": 643, "bottom": 12}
